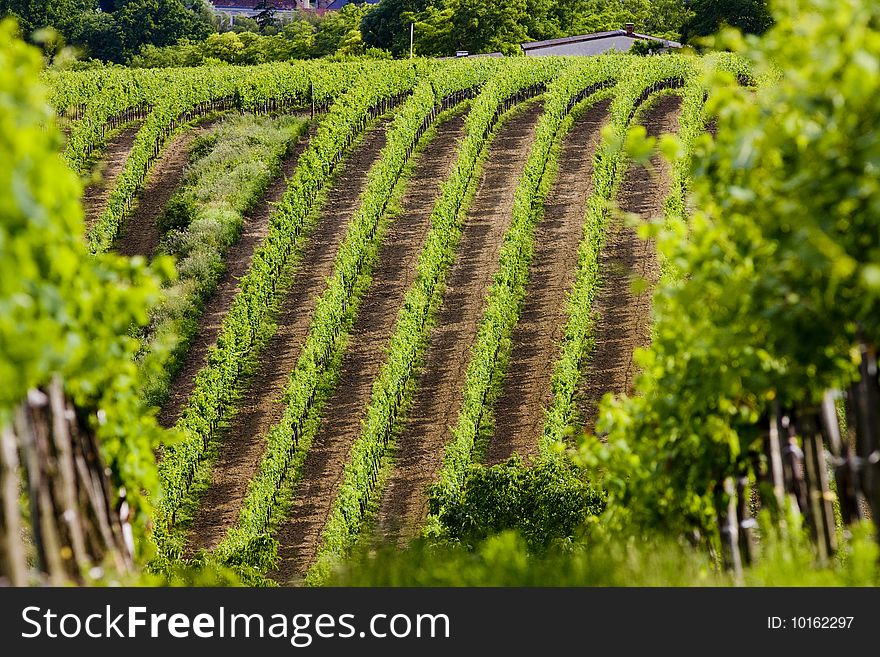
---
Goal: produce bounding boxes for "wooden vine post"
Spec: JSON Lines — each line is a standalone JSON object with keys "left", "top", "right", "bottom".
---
{"left": 756, "top": 336, "right": 880, "bottom": 567}
{"left": 852, "top": 341, "right": 880, "bottom": 541}
{"left": 0, "top": 376, "right": 133, "bottom": 586}
{"left": 799, "top": 409, "right": 837, "bottom": 562}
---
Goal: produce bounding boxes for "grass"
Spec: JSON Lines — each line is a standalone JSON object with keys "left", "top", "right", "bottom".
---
{"left": 331, "top": 518, "right": 880, "bottom": 587}
{"left": 151, "top": 121, "right": 365, "bottom": 562}
{"left": 138, "top": 113, "right": 310, "bottom": 410}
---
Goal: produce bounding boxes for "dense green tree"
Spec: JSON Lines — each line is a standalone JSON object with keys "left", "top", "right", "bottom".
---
{"left": 313, "top": 2, "right": 371, "bottom": 56}
{"left": 113, "top": 0, "right": 212, "bottom": 60}
{"left": 128, "top": 39, "right": 202, "bottom": 66}
{"left": 254, "top": 0, "right": 279, "bottom": 32}
{"left": 0, "top": 0, "right": 94, "bottom": 35}
{"left": 404, "top": 0, "right": 532, "bottom": 56}
{"left": 129, "top": 15, "right": 318, "bottom": 66}
{"left": 645, "top": 0, "right": 695, "bottom": 35}
{"left": 65, "top": 9, "right": 123, "bottom": 60}
{"left": 186, "top": 0, "right": 216, "bottom": 29}
{"left": 681, "top": 0, "right": 773, "bottom": 42}
{"left": 0, "top": 0, "right": 215, "bottom": 61}
{"left": 202, "top": 30, "right": 245, "bottom": 62}
{"left": 449, "top": 0, "right": 529, "bottom": 55}
{"left": 572, "top": 0, "right": 692, "bottom": 37}
{"left": 280, "top": 19, "right": 315, "bottom": 58}
{"left": 401, "top": 4, "right": 452, "bottom": 55}
{"left": 370, "top": 0, "right": 693, "bottom": 57}
{"left": 360, "top": 0, "right": 429, "bottom": 55}
{"left": 231, "top": 15, "right": 261, "bottom": 34}
{"left": 1, "top": 0, "right": 699, "bottom": 63}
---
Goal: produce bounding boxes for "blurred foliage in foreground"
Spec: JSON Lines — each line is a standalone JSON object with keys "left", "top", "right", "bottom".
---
{"left": 0, "top": 16, "right": 171, "bottom": 555}
{"left": 584, "top": 0, "right": 880, "bottom": 540}
{"left": 333, "top": 521, "right": 879, "bottom": 586}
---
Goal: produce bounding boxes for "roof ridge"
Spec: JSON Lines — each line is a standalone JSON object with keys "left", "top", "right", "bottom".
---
{"left": 521, "top": 30, "right": 626, "bottom": 50}
{"left": 520, "top": 29, "right": 682, "bottom": 51}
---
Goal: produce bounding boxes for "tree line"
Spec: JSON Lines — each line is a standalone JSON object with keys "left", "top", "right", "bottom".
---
{"left": 0, "top": 0, "right": 773, "bottom": 66}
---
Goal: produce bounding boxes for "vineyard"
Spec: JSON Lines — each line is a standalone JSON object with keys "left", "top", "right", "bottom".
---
{"left": 2, "top": 0, "right": 879, "bottom": 588}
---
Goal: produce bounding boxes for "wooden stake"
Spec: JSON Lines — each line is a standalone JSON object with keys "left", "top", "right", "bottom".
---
{"left": 800, "top": 411, "right": 837, "bottom": 562}
{"left": 0, "top": 425, "right": 27, "bottom": 586}
{"left": 853, "top": 341, "right": 880, "bottom": 542}
{"left": 49, "top": 377, "right": 88, "bottom": 577}
{"left": 717, "top": 477, "right": 743, "bottom": 581}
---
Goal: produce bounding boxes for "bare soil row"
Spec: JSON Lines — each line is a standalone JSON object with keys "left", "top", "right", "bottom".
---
{"left": 184, "top": 121, "right": 393, "bottom": 554}
{"left": 271, "top": 113, "right": 470, "bottom": 583}
{"left": 374, "top": 102, "right": 546, "bottom": 546}
{"left": 486, "top": 98, "right": 612, "bottom": 465}
{"left": 82, "top": 122, "right": 143, "bottom": 231}
{"left": 576, "top": 94, "right": 683, "bottom": 434}
{"left": 113, "top": 121, "right": 223, "bottom": 259}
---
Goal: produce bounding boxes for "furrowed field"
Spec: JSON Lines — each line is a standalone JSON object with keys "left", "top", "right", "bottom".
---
{"left": 1, "top": 0, "right": 879, "bottom": 587}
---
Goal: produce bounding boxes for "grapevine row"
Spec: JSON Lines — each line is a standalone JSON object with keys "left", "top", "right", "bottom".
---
{"left": 212, "top": 59, "right": 506, "bottom": 575}
{"left": 45, "top": 66, "right": 163, "bottom": 120}
{"left": 139, "top": 115, "right": 312, "bottom": 411}
{"left": 303, "top": 57, "right": 572, "bottom": 584}
{"left": 86, "top": 61, "right": 363, "bottom": 254}
{"left": 540, "top": 55, "right": 704, "bottom": 449}
{"left": 430, "top": 56, "right": 630, "bottom": 512}
{"left": 152, "top": 61, "right": 423, "bottom": 564}
{"left": 662, "top": 53, "right": 755, "bottom": 266}
{"left": 59, "top": 68, "right": 177, "bottom": 172}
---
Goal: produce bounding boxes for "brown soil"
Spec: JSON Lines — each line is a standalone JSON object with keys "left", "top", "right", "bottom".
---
{"left": 82, "top": 122, "right": 142, "bottom": 230}
{"left": 270, "top": 114, "right": 469, "bottom": 583}
{"left": 374, "top": 102, "right": 545, "bottom": 547}
{"left": 114, "top": 121, "right": 218, "bottom": 259}
{"left": 486, "top": 99, "right": 611, "bottom": 465}
{"left": 185, "top": 121, "right": 391, "bottom": 554}
{"left": 158, "top": 125, "right": 316, "bottom": 428}
{"left": 576, "top": 94, "right": 682, "bottom": 435}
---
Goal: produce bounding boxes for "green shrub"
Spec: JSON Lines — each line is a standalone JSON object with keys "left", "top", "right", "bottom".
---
{"left": 429, "top": 456, "right": 605, "bottom": 552}
{"left": 159, "top": 193, "right": 199, "bottom": 233}
{"left": 188, "top": 132, "right": 218, "bottom": 162}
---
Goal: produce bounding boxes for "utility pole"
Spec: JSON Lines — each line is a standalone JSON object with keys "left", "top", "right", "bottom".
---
{"left": 410, "top": 22, "right": 414, "bottom": 59}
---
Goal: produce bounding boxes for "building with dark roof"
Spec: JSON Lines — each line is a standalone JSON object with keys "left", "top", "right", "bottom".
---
{"left": 521, "top": 24, "right": 681, "bottom": 56}
{"left": 207, "top": 0, "right": 378, "bottom": 16}
{"left": 210, "top": 0, "right": 300, "bottom": 12}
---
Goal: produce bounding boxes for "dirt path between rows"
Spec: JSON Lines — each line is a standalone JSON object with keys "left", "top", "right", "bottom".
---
{"left": 158, "top": 126, "right": 316, "bottom": 428}
{"left": 82, "top": 122, "right": 142, "bottom": 231}
{"left": 185, "top": 121, "right": 391, "bottom": 554}
{"left": 270, "top": 114, "right": 469, "bottom": 584}
{"left": 576, "top": 94, "right": 682, "bottom": 435}
{"left": 486, "top": 99, "right": 611, "bottom": 465}
{"left": 114, "top": 121, "right": 219, "bottom": 259}
{"left": 373, "top": 102, "right": 545, "bottom": 547}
